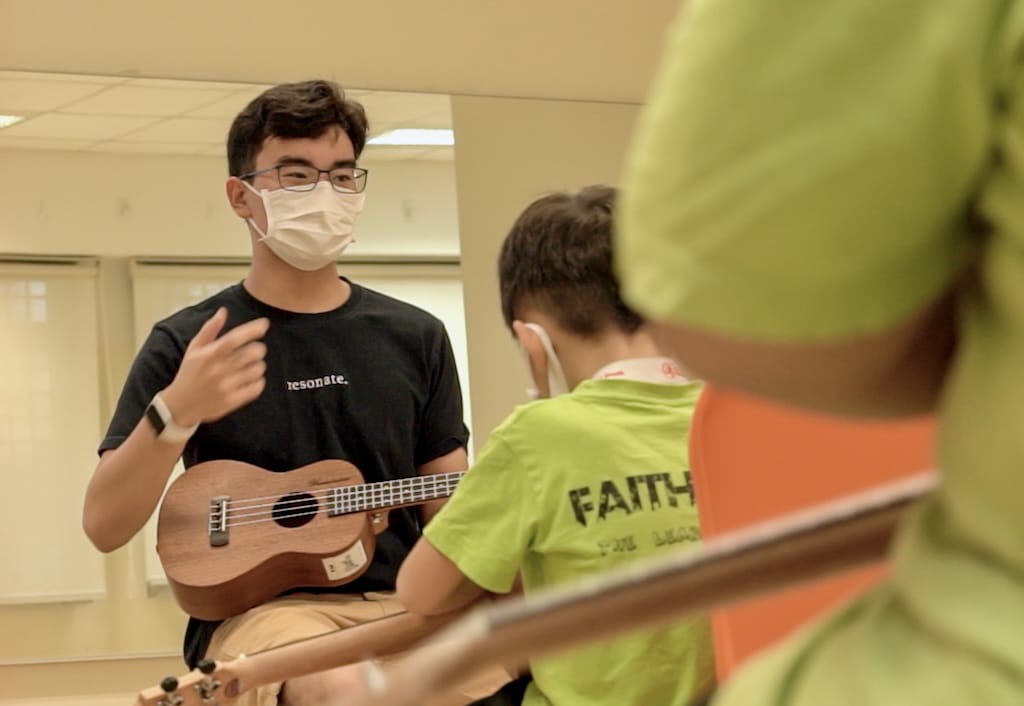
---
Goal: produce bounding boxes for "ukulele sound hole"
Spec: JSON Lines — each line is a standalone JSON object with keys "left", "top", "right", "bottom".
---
{"left": 273, "top": 492, "right": 318, "bottom": 528}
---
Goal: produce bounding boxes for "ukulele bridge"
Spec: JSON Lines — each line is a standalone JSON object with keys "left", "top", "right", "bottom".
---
{"left": 208, "top": 495, "right": 229, "bottom": 547}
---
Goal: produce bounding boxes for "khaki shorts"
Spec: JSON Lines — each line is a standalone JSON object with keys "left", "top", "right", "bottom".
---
{"left": 205, "top": 592, "right": 513, "bottom": 706}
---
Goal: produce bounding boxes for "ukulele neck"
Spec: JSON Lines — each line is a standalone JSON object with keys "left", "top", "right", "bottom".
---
{"left": 328, "top": 471, "right": 466, "bottom": 516}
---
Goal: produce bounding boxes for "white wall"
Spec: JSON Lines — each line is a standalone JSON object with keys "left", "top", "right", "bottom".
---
{"left": 0, "top": 150, "right": 459, "bottom": 258}
{"left": 452, "top": 95, "right": 640, "bottom": 452}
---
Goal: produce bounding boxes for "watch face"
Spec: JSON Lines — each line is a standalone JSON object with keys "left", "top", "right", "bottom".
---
{"left": 145, "top": 401, "right": 167, "bottom": 435}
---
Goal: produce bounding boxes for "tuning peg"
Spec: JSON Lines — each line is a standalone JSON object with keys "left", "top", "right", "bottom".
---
{"left": 194, "top": 657, "right": 222, "bottom": 701}
{"left": 157, "top": 676, "right": 184, "bottom": 706}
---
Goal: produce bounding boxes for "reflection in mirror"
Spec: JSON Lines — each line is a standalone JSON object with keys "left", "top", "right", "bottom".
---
{"left": 0, "top": 71, "right": 471, "bottom": 665}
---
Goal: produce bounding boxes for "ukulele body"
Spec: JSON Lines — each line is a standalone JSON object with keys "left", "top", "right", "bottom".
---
{"left": 157, "top": 459, "right": 383, "bottom": 620}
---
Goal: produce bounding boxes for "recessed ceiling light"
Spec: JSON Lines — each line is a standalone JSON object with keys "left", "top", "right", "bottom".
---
{"left": 367, "top": 129, "right": 454, "bottom": 146}
{"left": 0, "top": 115, "right": 25, "bottom": 129}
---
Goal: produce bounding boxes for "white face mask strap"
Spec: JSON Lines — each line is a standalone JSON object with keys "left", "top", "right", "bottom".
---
{"left": 521, "top": 322, "right": 569, "bottom": 397}
{"left": 248, "top": 218, "right": 270, "bottom": 241}
{"left": 241, "top": 180, "right": 272, "bottom": 240}
{"left": 522, "top": 323, "right": 563, "bottom": 379}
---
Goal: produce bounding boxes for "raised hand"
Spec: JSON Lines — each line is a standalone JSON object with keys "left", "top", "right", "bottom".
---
{"left": 161, "top": 307, "right": 270, "bottom": 426}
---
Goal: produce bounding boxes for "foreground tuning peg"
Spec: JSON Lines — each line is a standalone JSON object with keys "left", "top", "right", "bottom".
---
{"left": 157, "top": 676, "right": 184, "bottom": 706}
{"left": 194, "top": 658, "right": 222, "bottom": 702}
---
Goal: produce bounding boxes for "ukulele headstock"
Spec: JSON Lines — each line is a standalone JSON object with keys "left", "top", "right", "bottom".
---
{"left": 134, "top": 659, "right": 240, "bottom": 706}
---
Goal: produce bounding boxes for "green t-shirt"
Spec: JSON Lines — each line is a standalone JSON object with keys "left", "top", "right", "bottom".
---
{"left": 424, "top": 379, "right": 714, "bottom": 706}
{"left": 618, "top": 1, "right": 1024, "bottom": 704}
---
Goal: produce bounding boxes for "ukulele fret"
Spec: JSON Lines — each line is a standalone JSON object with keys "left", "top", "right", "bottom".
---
{"left": 326, "top": 472, "right": 466, "bottom": 517}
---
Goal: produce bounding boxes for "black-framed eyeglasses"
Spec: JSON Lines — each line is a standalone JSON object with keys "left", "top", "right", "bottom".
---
{"left": 241, "top": 164, "right": 369, "bottom": 193}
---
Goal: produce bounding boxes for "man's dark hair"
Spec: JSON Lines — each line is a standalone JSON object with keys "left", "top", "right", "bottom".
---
{"left": 227, "top": 79, "right": 369, "bottom": 177}
{"left": 498, "top": 185, "right": 644, "bottom": 337}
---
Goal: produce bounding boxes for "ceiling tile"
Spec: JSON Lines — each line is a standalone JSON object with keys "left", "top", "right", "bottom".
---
{"left": 0, "top": 79, "right": 112, "bottom": 113}
{"left": 361, "top": 146, "right": 433, "bottom": 162}
{"left": 87, "top": 141, "right": 216, "bottom": 155}
{"left": 0, "top": 71, "right": 123, "bottom": 84}
{"left": 127, "top": 77, "right": 266, "bottom": 91}
{"left": 183, "top": 87, "right": 271, "bottom": 118}
{"left": 60, "top": 85, "right": 236, "bottom": 117}
{"left": 0, "top": 72, "right": 455, "bottom": 158}
{"left": 118, "top": 117, "right": 230, "bottom": 143}
{"left": 197, "top": 144, "right": 227, "bottom": 157}
{"left": 412, "top": 109, "right": 453, "bottom": 128}
{"left": 0, "top": 136, "right": 96, "bottom": 151}
{"left": 412, "top": 147, "right": 455, "bottom": 162}
{"left": 1, "top": 113, "right": 160, "bottom": 140}
{"left": 358, "top": 92, "right": 451, "bottom": 129}
{"left": 366, "top": 122, "right": 399, "bottom": 137}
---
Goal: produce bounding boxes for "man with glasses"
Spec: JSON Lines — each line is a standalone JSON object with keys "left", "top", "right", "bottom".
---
{"left": 84, "top": 80, "right": 503, "bottom": 706}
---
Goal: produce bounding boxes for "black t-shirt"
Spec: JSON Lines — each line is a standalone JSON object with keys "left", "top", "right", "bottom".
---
{"left": 99, "top": 279, "right": 469, "bottom": 667}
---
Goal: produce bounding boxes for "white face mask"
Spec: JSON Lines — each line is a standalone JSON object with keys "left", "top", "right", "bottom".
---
{"left": 245, "top": 181, "right": 365, "bottom": 271}
{"left": 520, "top": 322, "right": 570, "bottom": 399}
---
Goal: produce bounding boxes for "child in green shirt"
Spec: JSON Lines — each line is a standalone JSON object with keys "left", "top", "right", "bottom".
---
{"left": 397, "top": 185, "right": 715, "bottom": 706}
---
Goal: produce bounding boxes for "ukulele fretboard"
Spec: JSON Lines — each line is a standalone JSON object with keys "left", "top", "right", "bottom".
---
{"left": 326, "top": 471, "right": 465, "bottom": 516}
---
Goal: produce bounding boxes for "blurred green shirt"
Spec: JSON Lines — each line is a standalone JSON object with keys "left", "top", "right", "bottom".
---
{"left": 618, "top": 1, "right": 1024, "bottom": 703}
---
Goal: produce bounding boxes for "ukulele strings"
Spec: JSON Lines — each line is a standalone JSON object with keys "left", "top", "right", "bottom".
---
{"left": 222, "top": 472, "right": 465, "bottom": 514}
{"left": 217, "top": 472, "right": 465, "bottom": 528}
{"left": 222, "top": 484, "right": 456, "bottom": 528}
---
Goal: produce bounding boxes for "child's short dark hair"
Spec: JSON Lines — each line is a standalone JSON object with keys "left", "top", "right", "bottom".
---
{"left": 227, "top": 79, "right": 369, "bottom": 177}
{"left": 498, "top": 185, "right": 644, "bottom": 337}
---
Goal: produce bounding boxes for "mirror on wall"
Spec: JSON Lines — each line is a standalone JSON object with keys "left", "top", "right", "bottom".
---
{"left": 0, "top": 70, "right": 474, "bottom": 664}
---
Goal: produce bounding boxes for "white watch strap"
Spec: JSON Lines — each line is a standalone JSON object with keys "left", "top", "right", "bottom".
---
{"left": 151, "top": 391, "right": 199, "bottom": 444}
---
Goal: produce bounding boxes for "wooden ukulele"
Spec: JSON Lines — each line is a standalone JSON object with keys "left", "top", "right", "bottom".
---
{"left": 157, "top": 459, "right": 463, "bottom": 620}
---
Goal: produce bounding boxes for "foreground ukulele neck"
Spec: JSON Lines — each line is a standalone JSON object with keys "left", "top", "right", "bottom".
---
{"left": 341, "top": 472, "right": 937, "bottom": 706}
{"left": 134, "top": 611, "right": 460, "bottom": 706}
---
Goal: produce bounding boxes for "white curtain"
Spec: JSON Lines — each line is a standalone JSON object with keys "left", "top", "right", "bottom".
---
{"left": 0, "top": 261, "right": 106, "bottom": 603}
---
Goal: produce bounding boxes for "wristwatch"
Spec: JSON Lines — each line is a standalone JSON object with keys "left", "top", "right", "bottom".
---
{"left": 145, "top": 391, "right": 199, "bottom": 444}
